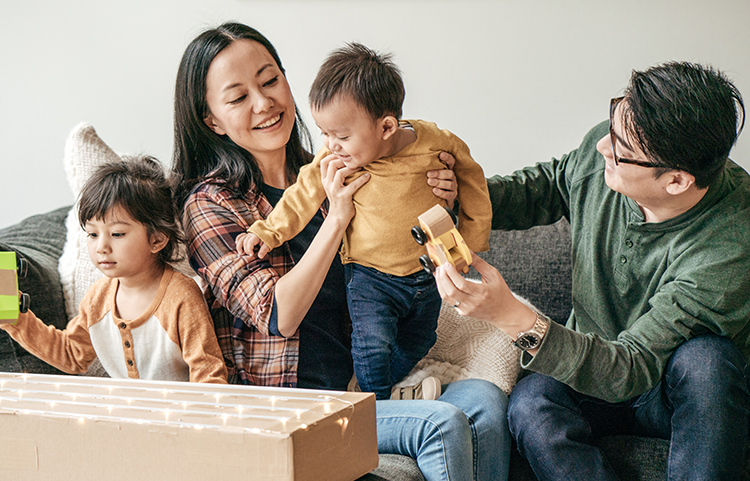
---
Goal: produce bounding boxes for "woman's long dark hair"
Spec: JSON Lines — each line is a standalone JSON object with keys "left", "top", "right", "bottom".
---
{"left": 171, "top": 22, "right": 313, "bottom": 208}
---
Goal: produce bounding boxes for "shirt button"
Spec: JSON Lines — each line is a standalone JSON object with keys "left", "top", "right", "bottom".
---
{"left": 625, "top": 239, "right": 633, "bottom": 248}
{"left": 127, "top": 359, "right": 134, "bottom": 366}
{"left": 120, "top": 322, "right": 127, "bottom": 329}
{"left": 620, "top": 256, "right": 627, "bottom": 264}
{"left": 124, "top": 341, "right": 131, "bottom": 348}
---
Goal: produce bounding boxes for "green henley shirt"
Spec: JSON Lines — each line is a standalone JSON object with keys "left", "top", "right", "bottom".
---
{"left": 487, "top": 121, "right": 750, "bottom": 402}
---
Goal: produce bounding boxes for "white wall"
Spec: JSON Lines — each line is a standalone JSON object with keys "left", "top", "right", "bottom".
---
{"left": 2, "top": 0, "right": 749, "bottom": 227}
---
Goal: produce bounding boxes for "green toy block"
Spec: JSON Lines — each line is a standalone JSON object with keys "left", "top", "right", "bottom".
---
{"left": 0, "top": 251, "right": 22, "bottom": 324}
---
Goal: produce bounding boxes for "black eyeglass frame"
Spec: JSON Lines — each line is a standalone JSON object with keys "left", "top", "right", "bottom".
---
{"left": 609, "top": 97, "right": 671, "bottom": 169}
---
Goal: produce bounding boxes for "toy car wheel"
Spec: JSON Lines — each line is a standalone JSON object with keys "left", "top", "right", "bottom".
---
{"left": 17, "top": 257, "right": 28, "bottom": 278}
{"left": 411, "top": 226, "right": 427, "bottom": 246}
{"left": 419, "top": 255, "right": 435, "bottom": 274}
{"left": 19, "top": 293, "right": 30, "bottom": 314}
{"left": 444, "top": 207, "right": 458, "bottom": 226}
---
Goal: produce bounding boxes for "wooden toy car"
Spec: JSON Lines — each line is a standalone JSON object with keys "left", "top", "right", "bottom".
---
{"left": 411, "top": 205, "right": 472, "bottom": 274}
{"left": 0, "top": 251, "right": 30, "bottom": 325}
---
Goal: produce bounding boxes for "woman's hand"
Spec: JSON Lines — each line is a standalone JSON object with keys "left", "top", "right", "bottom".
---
{"left": 320, "top": 154, "right": 370, "bottom": 223}
{"left": 434, "top": 252, "right": 537, "bottom": 339}
{"left": 428, "top": 151, "right": 458, "bottom": 209}
{"left": 274, "top": 154, "right": 369, "bottom": 337}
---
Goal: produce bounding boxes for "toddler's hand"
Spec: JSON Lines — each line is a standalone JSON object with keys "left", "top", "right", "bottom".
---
{"left": 236, "top": 232, "right": 271, "bottom": 259}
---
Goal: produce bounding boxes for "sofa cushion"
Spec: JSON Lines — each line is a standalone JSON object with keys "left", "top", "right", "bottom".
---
{"left": 359, "top": 454, "right": 425, "bottom": 481}
{"left": 478, "top": 220, "right": 572, "bottom": 325}
{"left": 0, "top": 206, "right": 71, "bottom": 374}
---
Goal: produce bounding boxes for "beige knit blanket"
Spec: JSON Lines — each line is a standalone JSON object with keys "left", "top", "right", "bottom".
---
{"left": 395, "top": 296, "right": 537, "bottom": 396}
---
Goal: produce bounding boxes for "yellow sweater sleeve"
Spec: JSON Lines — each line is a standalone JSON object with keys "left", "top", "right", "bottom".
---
{"left": 248, "top": 148, "right": 329, "bottom": 248}
{"left": 411, "top": 120, "right": 491, "bottom": 252}
{"left": 447, "top": 132, "right": 492, "bottom": 253}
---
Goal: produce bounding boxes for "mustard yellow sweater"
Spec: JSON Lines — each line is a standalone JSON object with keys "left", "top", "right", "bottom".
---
{"left": 249, "top": 119, "right": 491, "bottom": 276}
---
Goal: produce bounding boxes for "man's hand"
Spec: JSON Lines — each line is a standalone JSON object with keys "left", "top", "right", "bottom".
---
{"left": 427, "top": 151, "right": 458, "bottom": 209}
{"left": 435, "top": 252, "right": 538, "bottom": 339}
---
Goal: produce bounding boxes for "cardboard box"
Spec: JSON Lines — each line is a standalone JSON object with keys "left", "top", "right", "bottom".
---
{"left": 0, "top": 372, "right": 378, "bottom": 480}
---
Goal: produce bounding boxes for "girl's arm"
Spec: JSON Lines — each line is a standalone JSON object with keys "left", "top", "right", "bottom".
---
{"left": 1, "top": 301, "right": 96, "bottom": 374}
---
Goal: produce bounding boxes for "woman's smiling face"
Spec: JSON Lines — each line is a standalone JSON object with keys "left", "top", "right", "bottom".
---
{"left": 203, "top": 39, "right": 296, "bottom": 167}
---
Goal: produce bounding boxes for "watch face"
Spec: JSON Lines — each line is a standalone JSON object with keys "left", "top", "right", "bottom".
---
{"left": 515, "top": 333, "right": 540, "bottom": 351}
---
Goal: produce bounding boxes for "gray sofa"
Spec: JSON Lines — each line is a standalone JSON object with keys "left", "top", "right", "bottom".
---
{"left": 2, "top": 207, "right": 748, "bottom": 481}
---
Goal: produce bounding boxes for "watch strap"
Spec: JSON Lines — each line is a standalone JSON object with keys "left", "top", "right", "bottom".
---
{"left": 513, "top": 312, "right": 550, "bottom": 351}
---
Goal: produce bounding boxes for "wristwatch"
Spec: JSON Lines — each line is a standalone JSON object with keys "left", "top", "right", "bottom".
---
{"left": 513, "top": 312, "right": 550, "bottom": 351}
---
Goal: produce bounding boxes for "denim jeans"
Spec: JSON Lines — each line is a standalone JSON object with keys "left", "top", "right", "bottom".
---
{"left": 377, "top": 379, "right": 511, "bottom": 481}
{"left": 507, "top": 334, "right": 750, "bottom": 481}
{"left": 345, "top": 263, "right": 441, "bottom": 399}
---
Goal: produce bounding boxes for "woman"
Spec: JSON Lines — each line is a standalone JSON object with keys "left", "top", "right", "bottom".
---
{"left": 171, "top": 22, "right": 510, "bottom": 481}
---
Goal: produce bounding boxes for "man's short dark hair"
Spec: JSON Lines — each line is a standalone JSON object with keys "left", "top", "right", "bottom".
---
{"left": 309, "top": 42, "right": 405, "bottom": 120}
{"left": 78, "top": 156, "right": 184, "bottom": 265}
{"left": 623, "top": 61, "right": 745, "bottom": 188}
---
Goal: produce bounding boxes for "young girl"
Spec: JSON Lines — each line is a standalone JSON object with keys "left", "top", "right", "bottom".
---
{"left": 1, "top": 156, "right": 227, "bottom": 383}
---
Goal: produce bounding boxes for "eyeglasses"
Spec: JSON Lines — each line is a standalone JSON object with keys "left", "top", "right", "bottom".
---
{"left": 609, "top": 97, "right": 670, "bottom": 169}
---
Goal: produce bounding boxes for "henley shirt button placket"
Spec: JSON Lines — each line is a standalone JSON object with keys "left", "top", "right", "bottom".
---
{"left": 119, "top": 321, "right": 137, "bottom": 376}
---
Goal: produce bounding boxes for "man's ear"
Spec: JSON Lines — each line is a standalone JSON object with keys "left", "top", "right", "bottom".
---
{"left": 203, "top": 114, "right": 226, "bottom": 135}
{"left": 150, "top": 232, "right": 169, "bottom": 255}
{"left": 380, "top": 115, "right": 399, "bottom": 140}
{"left": 664, "top": 171, "right": 697, "bottom": 195}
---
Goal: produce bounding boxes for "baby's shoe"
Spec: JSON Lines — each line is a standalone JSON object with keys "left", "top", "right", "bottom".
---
{"left": 347, "top": 374, "right": 361, "bottom": 392}
{"left": 390, "top": 376, "right": 441, "bottom": 400}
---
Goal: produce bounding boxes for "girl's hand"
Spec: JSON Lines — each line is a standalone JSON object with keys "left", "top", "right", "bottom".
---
{"left": 428, "top": 151, "right": 458, "bottom": 209}
{"left": 320, "top": 154, "right": 370, "bottom": 223}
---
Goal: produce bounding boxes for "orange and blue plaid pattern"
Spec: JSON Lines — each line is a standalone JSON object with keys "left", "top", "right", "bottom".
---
{"left": 183, "top": 181, "right": 298, "bottom": 386}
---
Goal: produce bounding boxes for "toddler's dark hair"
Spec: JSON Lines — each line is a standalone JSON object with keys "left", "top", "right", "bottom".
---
{"left": 78, "top": 156, "right": 184, "bottom": 265}
{"left": 309, "top": 42, "right": 405, "bottom": 120}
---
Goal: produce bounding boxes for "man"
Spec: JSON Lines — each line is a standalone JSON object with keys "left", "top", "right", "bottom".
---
{"left": 435, "top": 61, "right": 749, "bottom": 480}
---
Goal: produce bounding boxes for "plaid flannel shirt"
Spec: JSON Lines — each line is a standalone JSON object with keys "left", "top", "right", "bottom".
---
{"left": 183, "top": 180, "right": 298, "bottom": 386}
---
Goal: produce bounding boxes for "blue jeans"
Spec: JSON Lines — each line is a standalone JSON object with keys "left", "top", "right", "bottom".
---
{"left": 507, "top": 334, "right": 750, "bottom": 481}
{"left": 345, "top": 264, "right": 441, "bottom": 399}
{"left": 377, "top": 379, "right": 511, "bottom": 481}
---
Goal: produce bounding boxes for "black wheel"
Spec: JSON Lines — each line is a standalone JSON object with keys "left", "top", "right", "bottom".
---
{"left": 19, "top": 293, "right": 30, "bottom": 314}
{"left": 17, "top": 257, "right": 28, "bottom": 278}
{"left": 419, "top": 255, "right": 435, "bottom": 274}
{"left": 444, "top": 206, "right": 458, "bottom": 226}
{"left": 411, "top": 226, "right": 427, "bottom": 246}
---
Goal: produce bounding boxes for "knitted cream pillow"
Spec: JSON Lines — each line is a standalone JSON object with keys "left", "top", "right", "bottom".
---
{"left": 395, "top": 299, "right": 528, "bottom": 396}
{"left": 57, "top": 122, "right": 194, "bottom": 320}
{"left": 58, "top": 123, "right": 119, "bottom": 319}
